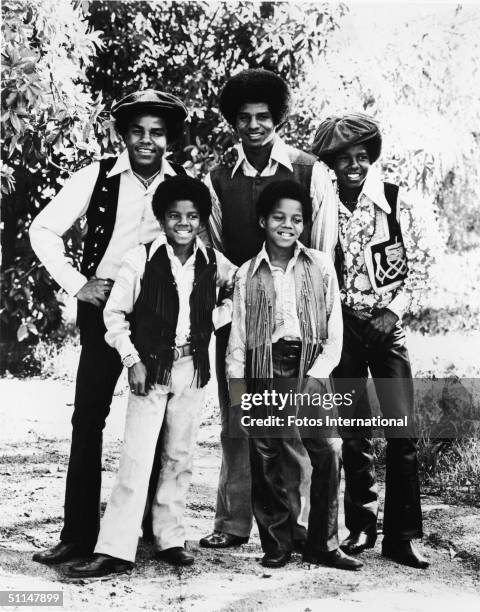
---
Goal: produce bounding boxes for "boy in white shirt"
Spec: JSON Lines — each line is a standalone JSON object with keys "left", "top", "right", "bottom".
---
{"left": 68, "top": 176, "right": 236, "bottom": 577}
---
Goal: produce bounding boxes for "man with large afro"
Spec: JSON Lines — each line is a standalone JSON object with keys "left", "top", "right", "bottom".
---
{"left": 199, "top": 68, "right": 339, "bottom": 551}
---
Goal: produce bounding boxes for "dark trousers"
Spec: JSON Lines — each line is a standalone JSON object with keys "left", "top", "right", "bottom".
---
{"left": 60, "top": 338, "right": 123, "bottom": 548}
{"left": 249, "top": 340, "right": 341, "bottom": 556}
{"left": 333, "top": 307, "right": 423, "bottom": 541}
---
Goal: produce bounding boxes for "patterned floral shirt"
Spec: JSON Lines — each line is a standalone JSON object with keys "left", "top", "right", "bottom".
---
{"left": 337, "top": 167, "right": 438, "bottom": 318}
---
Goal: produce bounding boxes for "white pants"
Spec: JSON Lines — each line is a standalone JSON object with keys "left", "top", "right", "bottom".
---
{"left": 95, "top": 356, "right": 205, "bottom": 562}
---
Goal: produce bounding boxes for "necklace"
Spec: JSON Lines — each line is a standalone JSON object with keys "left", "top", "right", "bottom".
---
{"left": 132, "top": 168, "right": 161, "bottom": 189}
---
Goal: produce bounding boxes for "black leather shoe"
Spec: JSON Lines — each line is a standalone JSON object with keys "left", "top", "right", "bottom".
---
{"left": 340, "top": 531, "right": 376, "bottom": 555}
{"left": 261, "top": 551, "right": 291, "bottom": 568}
{"left": 32, "top": 542, "right": 92, "bottom": 565}
{"left": 67, "top": 554, "right": 133, "bottom": 578}
{"left": 199, "top": 531, "right": 249, "bottom": 548}
{"left": 382, "top": 539, "right": 429, "bottom": 569}
{"left": 155, "top": 547, "right": 194, "bottom": 566}
{"left": 303, "top": 548, "right": 363, "bottom": 571}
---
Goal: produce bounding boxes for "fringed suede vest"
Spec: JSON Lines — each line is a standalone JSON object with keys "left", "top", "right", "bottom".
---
{"left": 133, "top": 243, "right": 217, "bottom": 389}
{"left": 245, "top": 251, "right": 328, "bottom": 390}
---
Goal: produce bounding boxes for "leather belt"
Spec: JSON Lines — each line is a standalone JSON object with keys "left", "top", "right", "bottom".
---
{"left": 173, "top": 343, "right": 193, "bottom": 361}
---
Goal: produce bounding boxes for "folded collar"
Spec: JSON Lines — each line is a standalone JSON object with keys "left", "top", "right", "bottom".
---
{"left": 360, "top": 167, "right": 391, "bottom": 213}
{"left": 149, "top": 234, "right": 209, "bottom": 262}
{"left": 337, "top": 166, "right": 391, "bottom": 215}
{"left": 251, "top": 240, "right": 314, "bottom": 275}
{"left": 231, "top": 136, "right": 294, "bottom": 177}
{"left": 107, "top": 149, "right": 177, "bottom": 178}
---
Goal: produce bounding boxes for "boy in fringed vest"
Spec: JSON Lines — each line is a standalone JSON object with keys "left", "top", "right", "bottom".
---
{"left": 68, "top": 176, "right": 236, "bottom": 578}
{"left": 226, "top": 179, "right": 362, "bottom": 571}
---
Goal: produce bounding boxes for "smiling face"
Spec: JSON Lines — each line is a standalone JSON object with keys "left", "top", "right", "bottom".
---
{"left": 235, "top": 102, "right": 276, "bottom": 150}
{"left": 124, "top": 113, "right": 167, "bottom": 173}
{"left": 260, "top": 198, "right": 304, "bottom": 251}
{"left": 332, "top": 143, "right": 371, "bottom": 190}
{"left": 162, "top": 200, "right": 201, "bottom": 250}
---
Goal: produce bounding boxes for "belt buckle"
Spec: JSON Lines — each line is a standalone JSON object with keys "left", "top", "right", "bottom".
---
{"left": 173, "top": 347, "right": 181, "bottom": 361}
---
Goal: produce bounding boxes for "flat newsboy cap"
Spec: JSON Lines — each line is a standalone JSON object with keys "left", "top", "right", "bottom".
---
{"left": 111, "top": 89, "right": 188, "bottom": 140}
{"left": 311, "top": 112, "right": 382, "bottom": 168}
{"left": 219, "top": 69, "right": 291, "bottom": 126}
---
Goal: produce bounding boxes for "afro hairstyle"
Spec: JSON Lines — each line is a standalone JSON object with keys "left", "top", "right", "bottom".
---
{"left": 152, "top": 175, "right": 212, "bottom": 222}
{"left": 257, "top": 179, "right": 312, "bottom": 226}
{"left": 219, "top": 69, "right": 291, "bottom": 127}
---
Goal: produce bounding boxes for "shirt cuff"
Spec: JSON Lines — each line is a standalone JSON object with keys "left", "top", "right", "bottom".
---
{"left": 212, "top": 301, "right": 233, "bottom": 330}
{"left": 109, "top": 334, "right": 138, "bottom": 362}
{"left": 306, "top": 359, "right": 334, "bottom": 381}
{"left": 387, "top": 291, "right": 410, "bottom": 320}
{"left": 65, "top": 271, "right": 89, "bottom": 298}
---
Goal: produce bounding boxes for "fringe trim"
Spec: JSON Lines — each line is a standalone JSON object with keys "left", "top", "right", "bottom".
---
{"left": 245, "top": 253, "right": 328, "bottom": 389}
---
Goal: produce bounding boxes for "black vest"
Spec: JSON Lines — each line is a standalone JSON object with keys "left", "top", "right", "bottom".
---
{"left": 133, "top": 243, "right": 217, "bottom": 388}
{"left": 210, "top": 146, "right": 315, "bottom": 266}
{"left": 77, "top": 157, "right": 186, "bottom": 343}
{"left": 334, "top": 182, "right": 406, "bottom": 291}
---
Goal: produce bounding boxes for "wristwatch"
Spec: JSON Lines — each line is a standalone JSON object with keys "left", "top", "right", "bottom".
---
{"left": 122, "top": 354, "right": 140, "bottom": 368}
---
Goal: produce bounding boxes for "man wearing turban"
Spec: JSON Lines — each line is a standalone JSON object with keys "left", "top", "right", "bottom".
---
{"left": 312, "top": 112, "right": 434, "bottom": 569}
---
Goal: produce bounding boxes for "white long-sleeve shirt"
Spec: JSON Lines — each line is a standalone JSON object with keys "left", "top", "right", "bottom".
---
{"left": 104, "top": 234, "right": 237, "bottom": 361}
{"left": 29, "top": 150, "right": 179, "bottom": 297}
{"left": 226, "top": 242, "right": 342, "bottom": 381}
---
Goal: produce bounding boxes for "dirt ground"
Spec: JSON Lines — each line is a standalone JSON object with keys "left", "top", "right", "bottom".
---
{"left": 1, "top": 377, "right": 479, "bottom": 611}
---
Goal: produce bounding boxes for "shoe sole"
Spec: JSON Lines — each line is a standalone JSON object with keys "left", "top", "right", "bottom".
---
{"left": 303, "top": 560, "right": 363, "bottom": 571}
{"left": 303, "top": 555, "right": 364, "bottom": 571}
{"left": 32, "top": 553, "right": 92, "bottom": 566}
{"left": 64, "top": 567, "right": 133, "bottom": 582}
{"left": 199, "top": 540, "right": 248, "bottom": 549}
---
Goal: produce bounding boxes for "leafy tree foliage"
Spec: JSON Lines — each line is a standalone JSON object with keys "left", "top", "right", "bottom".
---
{"left": 85, "top": 0, "right": 345, "bottom": 174}
{"left": 294, "top": 3, "right": 480, "bottom": 249}
{"left": 1, "top": 0, "right": 105, "bottom": 368}
{"left": 1, "top": 0, "right": 344, "bottom": 368}
{"left": 1, "top": 0, "right": 479, "bottom": 374}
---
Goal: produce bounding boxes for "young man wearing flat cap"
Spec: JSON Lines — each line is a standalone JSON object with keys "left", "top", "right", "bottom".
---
{"left": 200, "top": 68, "right": 342, "bottom": 559}
{"left": 312, "top": 112, "right": 436, "bottom": 569}
{"left": 29, "top": 89, "right": 188, "bottom": 565}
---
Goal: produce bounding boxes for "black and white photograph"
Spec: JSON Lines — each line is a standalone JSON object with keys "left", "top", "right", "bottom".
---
{"left": 1, "top": 0, "right": 479, "bottom": 610}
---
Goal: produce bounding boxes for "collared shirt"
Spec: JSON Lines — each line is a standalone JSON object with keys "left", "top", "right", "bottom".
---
{"left": 104, "top": 234, "right": 237, "bottom": 361}
{"left": 29, "top": 150, "right": 179, "bottom": 297}
{"left": 226, "top": 241, "right": 342, "bottom": 380}
{"left": 252, "top": 242, "right": 302, "bottom": 342}
{"left": 337, "top": 167, "right": 437, "bottom": 317}
{"left": 203, "top": 136, "right": 338, "bottom": 258}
